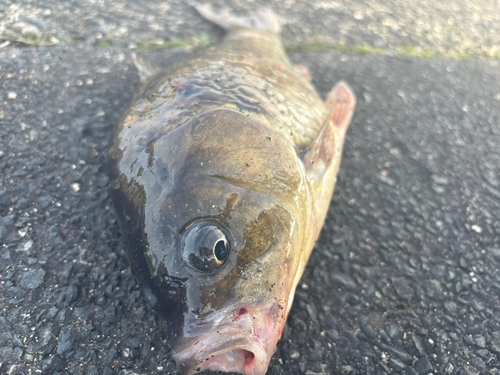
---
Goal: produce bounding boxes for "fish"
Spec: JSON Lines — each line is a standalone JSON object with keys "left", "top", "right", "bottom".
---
{"left": 108, "top": 4, "right": 356, "bottom": 375}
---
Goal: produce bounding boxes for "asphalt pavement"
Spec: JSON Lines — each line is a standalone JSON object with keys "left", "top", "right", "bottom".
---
{"left": 1, "top": 1, "right": 500, "bottom": 375}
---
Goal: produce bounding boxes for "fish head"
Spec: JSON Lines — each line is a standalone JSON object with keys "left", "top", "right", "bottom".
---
{"left": 169, "top": 184, "right": 300, "bottom": 375}
{"left": 129, "top": 109, "right": 313, "bottom": 374}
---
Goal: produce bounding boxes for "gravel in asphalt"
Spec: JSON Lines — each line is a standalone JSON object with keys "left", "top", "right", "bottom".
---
{"left": 1, "top": 44, "right": 500, "bottom": 374}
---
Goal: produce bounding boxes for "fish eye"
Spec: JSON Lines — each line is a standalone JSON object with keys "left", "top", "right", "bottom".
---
{"left": 181, "top": 222, "right": 231, "bottom": 273}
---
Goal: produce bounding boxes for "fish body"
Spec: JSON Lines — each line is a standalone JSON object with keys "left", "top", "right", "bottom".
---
{"left": 108, "top": 5, "right": 355, "bottom": 375}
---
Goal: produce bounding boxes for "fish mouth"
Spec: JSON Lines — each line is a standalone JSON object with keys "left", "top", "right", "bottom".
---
{"left": 172, "top": 305, "right": 285, "bottom": 375}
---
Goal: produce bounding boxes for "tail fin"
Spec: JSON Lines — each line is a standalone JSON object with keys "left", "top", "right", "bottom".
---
{"left": 193, "top": 3, "right": 281, "bottom": 33}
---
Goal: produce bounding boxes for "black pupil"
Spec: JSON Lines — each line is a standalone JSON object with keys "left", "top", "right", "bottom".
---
{"left": 214, "top": 240, "right": 228, "bottom": 261}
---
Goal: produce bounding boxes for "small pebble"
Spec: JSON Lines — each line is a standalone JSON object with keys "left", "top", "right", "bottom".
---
{"left": 37, "top": 196, "right": 54, "bottom": 209}
{"left": 20, "top": 269, "right": 46, "bottom": 289}
{"left": 490, "top": 331, "right": 500, "bottom": 353}
{"left": 20, "top": 239, "right": 33, "bottom": 251}
{"left": 16, "top": 199, "right": 29, "bottom": 209}
{"left": 143, "top": 288, "right": 158, "bottom": 307}
{"left": 57, "top": 326, "right": 74, "bottom": 354}
{"left": 0, "top": 215, "right": 15, "bottom": 226}
{"left": 413, "top": 356, "right": 432, "bottom": 374}
{"left": 473, "top": 334, "right": 486, "bottom": 349}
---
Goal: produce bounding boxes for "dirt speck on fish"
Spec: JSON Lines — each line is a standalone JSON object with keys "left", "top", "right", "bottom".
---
{"left": 108, "top": 4, "right": 356, "bottom": 375}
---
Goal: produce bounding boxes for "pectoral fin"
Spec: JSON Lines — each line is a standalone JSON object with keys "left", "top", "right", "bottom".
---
{"left": 326, "top": 81, "right": 356, "bottom": 139}
{"left": 132, "top": 52, "right": 159, "bottom": 82}
{"left": 301, "top": 81, "right": 356, "bottom": 236}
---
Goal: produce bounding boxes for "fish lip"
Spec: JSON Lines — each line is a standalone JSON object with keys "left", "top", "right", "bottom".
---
{"left": 172, "top": 304, "right": 282, "bottom": 375}
{"left": 174, "top": 334, "right": 267, "bottom": 374}
{"left": 173, "top": 330, "right": 268, "bottom": 375}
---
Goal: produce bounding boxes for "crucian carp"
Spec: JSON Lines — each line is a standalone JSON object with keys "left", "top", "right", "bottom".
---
{"left": 108, "top": 4, "right": 356, "bottom": 375}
